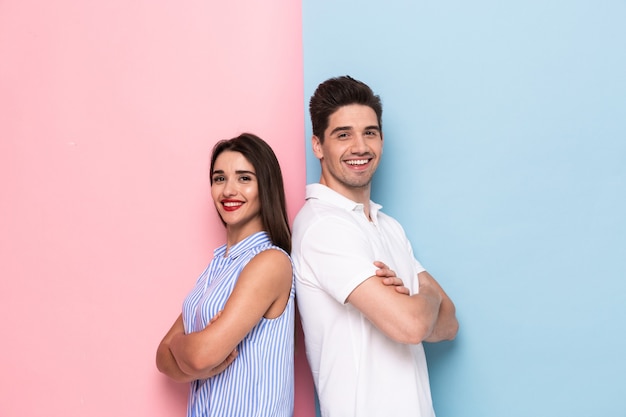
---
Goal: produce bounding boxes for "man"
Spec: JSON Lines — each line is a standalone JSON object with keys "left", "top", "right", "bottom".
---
{"left": 291, "top": 76, "right": 459, "bottom": 417}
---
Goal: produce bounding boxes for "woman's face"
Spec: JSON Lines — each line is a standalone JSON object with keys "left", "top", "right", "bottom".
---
{"left": 211, "top": 150, "right": 262, "bottom": 233}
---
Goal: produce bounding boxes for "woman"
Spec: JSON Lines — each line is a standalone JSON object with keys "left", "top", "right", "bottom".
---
{"left": 156, "top": 133, "right": 294, "bottom": 416}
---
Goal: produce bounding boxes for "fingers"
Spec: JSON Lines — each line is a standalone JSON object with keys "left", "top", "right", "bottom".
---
{"left": 218, "top": 349, "right": 238, "bottom": 371}
{"left": 382, "top": 277, "right": 402, "bottom": 286}
{"left": 205, "top": 349, "right": 238, "bottom": 378}
{"left": 374, "top": 261, "right": 410, "bottom": 295}
{"left": 208, "top": 310, "right": 223, "bottom": 325}
{"left": 223, "top": 349, "right": 238, "bottom": 366}
{"left": 382, "top": 277, "right": 410, "bottom": 295}
{"left": 373, "top": 261, "right": 396, "bottom": 278}
{"left": 393, "top": 284, "right": 410, "bottom": 295}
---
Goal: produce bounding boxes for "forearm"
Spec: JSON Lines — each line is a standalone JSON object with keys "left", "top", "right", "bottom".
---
{"left": 156, "top": 342, "right": 196, "bottom": 383}
{"left": 406, "top": 285, "right": 443, "bottom": 343}
{"left": 169, "top": 331, "right": 231, "bottom": 378}
{"left": 156, "top": 314, "right": 210, "bottom": 382}
{"left": 419, "top": 271, "right": 459, "bottom": 342}
{"left": 347, "top": 272, "right": 442, "bottom": 344}
{"left": 424, "top": 295, "right": 458, "bottom": 342}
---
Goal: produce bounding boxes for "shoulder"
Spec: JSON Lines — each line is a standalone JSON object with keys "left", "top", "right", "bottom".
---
{"left": 294, "top": 197, "right": 333, "bottom": 225}
{"left": 243, "top": 248, "right": 292, "bottom": 280}
{"left": 294, "top": 200, "right": 360, "bottom": 237}
{"left": 251, "top": 247, "right": 291, "bottom": 266}
{"left": 376, "top": 208, "right": 399, "bottom": 225}
{"left": 293, "top": 212, "right": 369, "bottom": 260}
{"left": 228, "top": 247, "right": 294, "bottom": 305}
{"left": 377, "top": 211, "right": 408, "bottom": 236}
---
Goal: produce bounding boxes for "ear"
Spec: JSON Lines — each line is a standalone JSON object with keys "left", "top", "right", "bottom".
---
{"left": 312, "top": 135, "right": 324, "bottom": 160}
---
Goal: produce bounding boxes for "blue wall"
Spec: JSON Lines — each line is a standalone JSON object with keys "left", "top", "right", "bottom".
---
{"left": 303, "top": 1, "right": 626, "bottom": 416}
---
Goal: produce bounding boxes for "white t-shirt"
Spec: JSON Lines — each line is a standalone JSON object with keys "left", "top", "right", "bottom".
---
{"left": 292, "top": 184, "right": 436, "bottom": 417}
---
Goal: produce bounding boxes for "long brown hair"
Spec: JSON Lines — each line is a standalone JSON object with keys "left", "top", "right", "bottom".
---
{"left": 209, "top": 133, "right": 291, "bottom": 253}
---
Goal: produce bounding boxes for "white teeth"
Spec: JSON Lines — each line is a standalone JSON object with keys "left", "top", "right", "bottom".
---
{"left": 346, "top": 159, "right": 368, "bottom": 165}
{"left": 223, "top": 202, "right": 242, "bottom": 207}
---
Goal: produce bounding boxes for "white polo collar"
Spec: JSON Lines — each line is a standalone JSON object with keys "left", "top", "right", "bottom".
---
{"left": 305, "top": 183, "right": 382, "bottom": 222}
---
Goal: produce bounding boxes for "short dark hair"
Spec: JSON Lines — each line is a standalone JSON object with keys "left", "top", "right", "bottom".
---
{"left": 309, "top": 75, "right": 383, "bottom": 143}
{"left": 209, "top": 133, "right": 291, "bottom": 253}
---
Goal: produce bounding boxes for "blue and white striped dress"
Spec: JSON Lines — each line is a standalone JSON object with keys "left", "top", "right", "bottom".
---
{"left": 182, "top": 231, "right": 295, "bottom": 417}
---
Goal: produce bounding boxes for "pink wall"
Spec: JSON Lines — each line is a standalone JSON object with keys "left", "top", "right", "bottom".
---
{"left": 0, "top": 1, "right": 314, "bottom": 416}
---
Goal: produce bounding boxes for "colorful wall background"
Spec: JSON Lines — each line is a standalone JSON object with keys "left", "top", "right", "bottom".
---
{"left": 0, "top": 1, "right": 313, "bottom": 416}
{"left": 303, "top": 1, "right": 626, "bottom": 416}
{"left": 1, "top": 0, "right": 625, "bottom": 416}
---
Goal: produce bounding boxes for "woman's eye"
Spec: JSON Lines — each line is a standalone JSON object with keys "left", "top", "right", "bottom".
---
{"left": 213, "top": 176, "right": 225, "bottom": 183}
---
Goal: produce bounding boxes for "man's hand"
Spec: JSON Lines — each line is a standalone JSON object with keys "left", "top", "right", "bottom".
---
{"left": 374, "top": 261, "right": 410, "bottom": 295}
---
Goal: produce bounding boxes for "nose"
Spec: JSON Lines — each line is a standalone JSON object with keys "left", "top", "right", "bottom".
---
{"left": 350, "top": 134, "right": 369, "bottom": 154}
{"left": 222, "top": 179, "right": 237, "bottom": 197}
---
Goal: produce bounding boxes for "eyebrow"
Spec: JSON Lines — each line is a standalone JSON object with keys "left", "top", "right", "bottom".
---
{"left": 212, "top": 169, "right": 257, "bottom": 176}
{"left": 329, "top": 125, "right": 381, "bottom": 136}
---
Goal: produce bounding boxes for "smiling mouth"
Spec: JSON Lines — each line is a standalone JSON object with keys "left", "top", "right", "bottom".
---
{"left": 222, "top": 201, "right": 243, "bottom": 211}
{"left": 345, "top": 159, "right": 370, "bottom": 166}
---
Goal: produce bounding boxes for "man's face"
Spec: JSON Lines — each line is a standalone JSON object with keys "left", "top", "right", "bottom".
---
{"left": 313, "top": 104, "right": 383, "bottom": 200}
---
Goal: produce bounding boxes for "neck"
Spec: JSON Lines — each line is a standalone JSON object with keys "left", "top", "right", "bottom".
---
{"left": 224, "top": 223, "right": 263, "bottom": 255}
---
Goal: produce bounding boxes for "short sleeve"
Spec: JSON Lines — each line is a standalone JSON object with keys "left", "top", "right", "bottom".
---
{"left": 300, "top": 214, "right": 378, "bottom": 304}
{"left": 405, "top": 239, "right": 425, "bottom": 274}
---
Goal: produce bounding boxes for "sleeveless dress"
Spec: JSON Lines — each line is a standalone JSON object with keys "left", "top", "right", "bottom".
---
{"left": 182, "top": 231, "right": 295, "bottom": 417}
